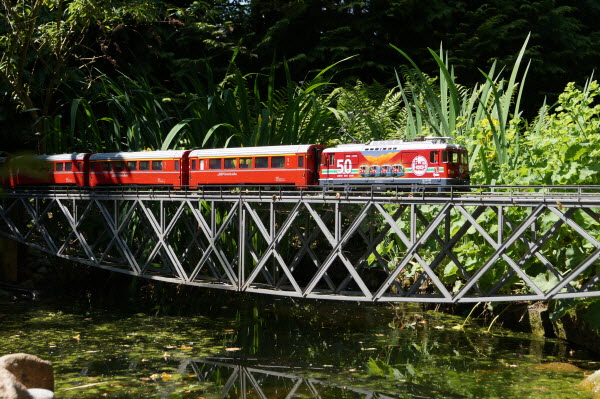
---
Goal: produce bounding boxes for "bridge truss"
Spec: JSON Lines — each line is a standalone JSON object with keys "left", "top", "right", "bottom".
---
{"left": 1, "top": 185, "right": 600, "bottom": 303}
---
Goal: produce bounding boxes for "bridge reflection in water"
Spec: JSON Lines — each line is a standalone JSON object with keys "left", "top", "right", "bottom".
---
{"left": 2, "top": 185, "right": 600, "bottom": 302}
{"left": 179, "top": 357, "right": 443, "bottom": 399}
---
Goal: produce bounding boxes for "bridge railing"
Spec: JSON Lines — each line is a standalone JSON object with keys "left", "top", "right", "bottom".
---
{"left": 5, "top": 184, "right": 600, "bottom": 203}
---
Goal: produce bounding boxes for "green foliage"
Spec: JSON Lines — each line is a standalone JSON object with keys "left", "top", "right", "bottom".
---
{"left": 366, "top": 357, "right": 405, "bottom": 380}
{"left": 392, "top": 35, "right": 530, "bottom": 184}
{"left": 328, "top": 80, "right": 404, "bottom": 144}
{"left": 44, "top": 55, "right": 348, "bottom": 153}
{"left": 500, "top": 78, "right": 600, "bottom": 185}
{"left": 162, "top": 57, "right": 344, "bottom": 150}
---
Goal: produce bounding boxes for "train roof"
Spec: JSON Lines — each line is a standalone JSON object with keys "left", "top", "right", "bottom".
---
{"left": 43, "top": 153, "right": 90, "bottom": 161}
{"left": 90, "top": 150, "right": 189, "bottom": 161}
{"left": 189, "top": 144, "right": 318, "bottom": 158}
{"left": 325, "top": 137, "right": 466, "bottom": 152}
{"left": 4, "top": 153, "right": 89, "bottom": 162}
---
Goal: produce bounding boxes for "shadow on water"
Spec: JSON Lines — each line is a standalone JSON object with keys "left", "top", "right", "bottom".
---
{"left": 0, "top": 267, "right": 598, "bottom": 398}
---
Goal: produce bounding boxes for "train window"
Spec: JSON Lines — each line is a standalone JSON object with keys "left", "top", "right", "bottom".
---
{"left": 200, "top": 159, "right": 205, "bottom": 170}
{"left": 271, "top": 156, "right": 285, "bottom": 168}
{"left": 56, "top": 163, "right": 63, "bottom": 172}
{"left": 430, "top": 151, "right": 439, "bottom": 164}
{"left": 152, "top": 160, "right": 163, "bottom": 171}
{"left": 65, "top": 163, "right": 72, "bottom": 171}
{"left": 174, "top": 160, "right": 180, "bottom": 171}
{"left": 209, "top": 159, "right": 222, "bottom": 169}
{"left": 449, "top": 151, "right": 457, "bottom": 163}
{"left": 191, "top": 159, "right": 196, "bottom": 170}
{"left": 114, "top": 161, "right": 124, "bottom": 172}
{"left": 127, "top": 161, "right": 137, "bottom": 171}
{"left": 239, "top": 158, "right": 251, "bottom": 168}
{"left": 140, "top": 161, "right": 149, "bottom": 171}
{"left": 255, "top": 157, "right": 268, "bottom": 168}
{"left": 462, "top": 151, "right": 468, "bottom": 164}
{"left": 442, "top": 150, "right": 448, "bottom": 163}
{"left": 298, "top": 156, "right": 304, "bottom": 168}
{"left": 103, "top": 162, "right": 111, "bottom": 171}
{"left": 76, "top": 162, "right": 82, "bottom": 171}
{"left": 224, "top": 158, "right": 236, "bottom": 169}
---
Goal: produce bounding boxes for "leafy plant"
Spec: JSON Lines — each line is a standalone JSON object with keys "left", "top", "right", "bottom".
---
{"left": 392, "top": 35, "right": 531, "bottom": 184}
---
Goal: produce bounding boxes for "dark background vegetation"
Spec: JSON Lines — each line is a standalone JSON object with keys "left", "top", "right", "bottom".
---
{"left": 1, "top": 0, "right": 599, "bottom": 153}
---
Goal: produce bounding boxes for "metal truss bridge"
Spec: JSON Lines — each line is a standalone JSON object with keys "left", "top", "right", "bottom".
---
{"left": 2, "top": 185, "right": 600, "bottom": 303}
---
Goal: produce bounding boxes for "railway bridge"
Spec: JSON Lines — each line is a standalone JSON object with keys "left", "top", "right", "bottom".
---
{"left": 1, "top": 185, "right": 600, "bottom": 303}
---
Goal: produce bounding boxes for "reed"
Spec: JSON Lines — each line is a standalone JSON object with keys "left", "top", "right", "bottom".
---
{"left": 161, "top": 57, "right": 352, "bottom": 151}
{"left": 392, "top": 35, "right": 531, "bottom": 184}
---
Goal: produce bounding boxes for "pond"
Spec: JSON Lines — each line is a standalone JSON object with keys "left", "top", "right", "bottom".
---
{"left": 0, "top": 291, "right": 597, "bottom": 398}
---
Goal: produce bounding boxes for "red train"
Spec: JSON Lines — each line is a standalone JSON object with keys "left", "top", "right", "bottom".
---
{"left": 3, "top": 137, "right": 470, "bottom": 189}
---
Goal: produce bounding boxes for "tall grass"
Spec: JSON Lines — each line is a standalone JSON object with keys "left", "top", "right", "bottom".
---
{"left": 393, "top": 35, "right": 531, "bottom": 184}
{"left": 161, "top": 58, "right": 350, "bottom": 150}
{"left": 44, "top": 73, "right": 181, "bottom": 154}
{"left": 46, "top": 56, "right": 349, "bottom": 154}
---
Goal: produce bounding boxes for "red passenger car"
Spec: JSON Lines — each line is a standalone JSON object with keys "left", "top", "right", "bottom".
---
{"left": 319, "top": 137, "right": 470, "bottom": 187}
{"left": 188, "top": 144, "right": 324, "bottom": 187}
{"left": 8, "top": 153, "right": 91, "bottom": 187}
{"left": 89, "top": 150, "right": 191, "bottom": 186}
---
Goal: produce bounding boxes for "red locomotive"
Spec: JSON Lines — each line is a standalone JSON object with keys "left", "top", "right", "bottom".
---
{"left": 320, "top": 137, "right": 469, "bottom": 188}
{"left": 3, "top": 137, "right": 469, "bottom": 189}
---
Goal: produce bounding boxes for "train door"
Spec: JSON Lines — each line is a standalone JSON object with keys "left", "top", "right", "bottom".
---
{"left": 325, "top": 152, "right": 334, "bottom": 173}
{"left": 180, "top": 150, "right": 192, "bottom": 186}
{"left": 79, "top": 154, "right": 92, "bottom": 187}
{"left": 310, "top": 146, "right": 323, "bottom": 185}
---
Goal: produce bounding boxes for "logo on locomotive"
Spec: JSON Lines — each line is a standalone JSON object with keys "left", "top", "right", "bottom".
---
{"left": 411, "top": 155, "right": 428, "bottom": 176}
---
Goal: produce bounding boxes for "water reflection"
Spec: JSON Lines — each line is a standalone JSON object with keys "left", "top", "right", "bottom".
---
{"left": 0, "top": 297, "right": 595, "bottom": 398}
{"left": 179, "top": 357, "right": 459, "bottom": 399}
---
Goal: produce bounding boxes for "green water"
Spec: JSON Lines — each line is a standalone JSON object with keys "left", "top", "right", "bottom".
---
{"left": 0, "top": 295, "right": 596, "bottom": 398}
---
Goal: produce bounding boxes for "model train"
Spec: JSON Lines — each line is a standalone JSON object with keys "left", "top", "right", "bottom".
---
{"left": 1, "top": 137, "right": 470, "bottom": 188}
